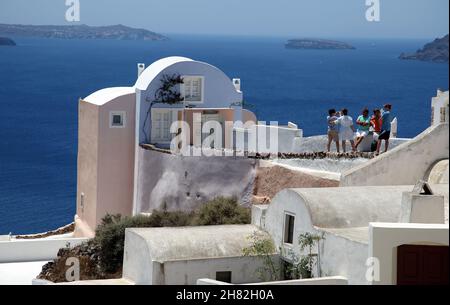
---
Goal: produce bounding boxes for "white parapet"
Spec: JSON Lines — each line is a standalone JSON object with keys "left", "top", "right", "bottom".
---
{"left": 233, "top": 124, "right": 303, "bottom": 154}
{"left": 390, "top": 117, "right": 398, "bottom": 138}
{"left": 197, "top": 276, "right": 348, "bottom": 285}
{"left": 0, "top": 237, "right": 88, "bottom": 263}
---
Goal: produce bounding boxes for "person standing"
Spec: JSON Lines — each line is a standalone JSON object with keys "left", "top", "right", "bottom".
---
{"left": 354, "top": 108, "right": 371, "bottom": 150}
{"left": 336, "top": 108, "right": 356, "bottom": 152}
{"left": 377, "top": 104, "right": 393, "bottom": 155}
{"left": 371, "top": 109, "right": 382, "bottom": 140}
{"left": 327, "top": 109, "right": 340, "bottom": 153}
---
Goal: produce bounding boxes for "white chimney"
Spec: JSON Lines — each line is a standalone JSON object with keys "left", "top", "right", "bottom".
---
{"left": 232, "top": 78, "right": 241, "bottom": 91}
{"left": 390, "top": 117, "right": 397, "bottom": 138}
{"left": 137, "top": 63, "right": 145, "bottom": 78}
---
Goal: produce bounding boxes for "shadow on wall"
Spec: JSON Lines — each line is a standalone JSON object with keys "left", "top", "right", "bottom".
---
{"left": 135, "top": 148, "right": 257, "bottom": 213}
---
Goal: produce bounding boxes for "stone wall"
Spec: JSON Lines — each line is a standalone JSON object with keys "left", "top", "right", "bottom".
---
{"left": 135, "top": 147, "right": 257, "bottom": 212}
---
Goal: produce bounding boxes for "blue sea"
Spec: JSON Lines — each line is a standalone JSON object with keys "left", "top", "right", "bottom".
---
{"left": 0, "top": 35, "right": 448, "bottom": 234}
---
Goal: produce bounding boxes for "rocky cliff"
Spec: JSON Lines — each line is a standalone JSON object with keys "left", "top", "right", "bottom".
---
{"left": 400, "top": 34, "right": 449, "bottom": 63}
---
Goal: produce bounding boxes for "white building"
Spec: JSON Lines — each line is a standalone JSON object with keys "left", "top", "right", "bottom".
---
{"left": 252, "top": 181, "right": 448, "bottom": 284}
{"left": 122, "top": 225, "right": 276, "bottom": 285}
{"left": 431, "top": 90, "right": 449, "bottom": 126}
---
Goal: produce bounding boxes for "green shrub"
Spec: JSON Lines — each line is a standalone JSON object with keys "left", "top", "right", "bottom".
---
{"left": 94, "top": 211, "right": 191, "bottom": 273}
{"left": 93, "top": 198, "right": 250, "bottom": 274}
{"left": 192, "top": 197, "right": 251, "bottom": 225}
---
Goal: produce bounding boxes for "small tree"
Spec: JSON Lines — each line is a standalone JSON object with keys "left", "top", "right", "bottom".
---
{"left": 142, "top": 74, "right": 184, "bottom": 143}
{"left": 242, "top": 231, "right": 279, "bottom": 282}
{"left": 296, "top": 232, "right": 325, "bottom": 278}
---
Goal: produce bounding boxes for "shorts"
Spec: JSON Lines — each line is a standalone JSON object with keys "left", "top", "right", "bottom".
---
{"left": 356, "top": 131, "right": 368, "bottom": 138}
{"left": 379, "top": 130, "right": 391, "bottom": 140}
{"left": 328, "top": 130, "right": 339, "bottom": 142}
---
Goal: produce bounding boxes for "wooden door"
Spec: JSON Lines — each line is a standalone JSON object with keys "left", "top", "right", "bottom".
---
{"left": 397, "top": 245, "right": 449, "bottom": 285}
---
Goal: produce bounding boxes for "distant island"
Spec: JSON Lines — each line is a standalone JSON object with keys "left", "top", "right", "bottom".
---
{"left": 285, "top": 39, "right": 355, "bottom": 50}
{"left": 0, "top": 37, "right": 16, "bottom": 46}
{"left": 0, "top": 24, "right": 168, "bottom": 41}
{"left": 399, "top": 34, "right": 449, "bottom": 63}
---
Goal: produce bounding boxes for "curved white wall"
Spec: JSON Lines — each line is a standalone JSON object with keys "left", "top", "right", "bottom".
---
{"left": 136, "top": 60, "right": 243, "bottom": 143}
{"left": 341, "top": 123, "right": 449, "bottom": 186}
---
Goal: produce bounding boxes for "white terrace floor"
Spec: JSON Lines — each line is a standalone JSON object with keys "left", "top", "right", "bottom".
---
{"left": 0, "top": 261, "right": 48, "bottom": 285}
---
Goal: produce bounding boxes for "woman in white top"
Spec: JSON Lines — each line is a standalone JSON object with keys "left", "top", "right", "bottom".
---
{"left": 336, "top": 108, "right": 356, "bottom": 152}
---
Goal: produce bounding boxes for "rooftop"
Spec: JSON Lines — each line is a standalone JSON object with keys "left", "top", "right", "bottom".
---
{"left": 83, "top": 86, "right": 135, "bottom": 106}
{"left": 126, "top": 224, "right": 271, "bottom": 262}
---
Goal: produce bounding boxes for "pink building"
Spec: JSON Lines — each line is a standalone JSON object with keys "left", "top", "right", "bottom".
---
{"left": 75, "top": 57, "right": 257, "bottom": 237}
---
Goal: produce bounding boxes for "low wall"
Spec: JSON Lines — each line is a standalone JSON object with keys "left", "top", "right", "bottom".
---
{"left": 197, "top": 276, "right": 348, "bottom": 285}
{"left": 292, "top": 135, "right": 409, "bottom": 153}
{"left": 163, "top": 256, "right": 267, "bottom": 285}
{"left": 340, "top": 123, "right": 449, "bottom": 186}
{"left": 135, "top": 147, "right": 257, "bottom": 213}
{"left": 0, "top": 237, "right": 88, "bottom": 263}
{"left": 234, "top": 125, "right": 302, "bottom": 154}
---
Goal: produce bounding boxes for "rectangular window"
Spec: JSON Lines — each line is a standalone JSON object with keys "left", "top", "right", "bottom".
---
{"left": 431, "top": 107, "right": 434, "bottom": 125}
{"left": 216, "top": 271, "right": 232, "bottom": 283}
{"left": 109, "top": 111, "right": 126, "bottom": 128}
{"left": 284, "top": 213, "right": 295, "bottom": 244}
{"left": 183, "top": 76, "right": 203, "bottom": 103}
{"left": 440, "top": 107, "right": 446, "bottom": 123}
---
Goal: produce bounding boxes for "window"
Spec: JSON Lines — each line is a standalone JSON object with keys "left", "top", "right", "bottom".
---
{"left": 431, "top": 107, "right": 434, "bottom": 125}
{"left": 284, "top": 213, "right": 295, "bottom": 244}
{"left": 216, "top": 271, "right": 232, "bottom": 283}
{"left": 183, "top": 76, "right": 203, "bottom": 103}
{"left": 440, "top": 107, "right": 447, "bottom": 123}
{"left": 110, "top": 111, "right": 126, "bottom": 128}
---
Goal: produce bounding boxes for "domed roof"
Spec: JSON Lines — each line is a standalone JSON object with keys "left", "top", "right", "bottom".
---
{"left": 428, "top": 159, "right": 449, "bottom": 184}
{"left": 134, "top": 56, "right": 193, "bottom": 90}
{"left": 83, "top": 87, "right": 135, "bottom": 106}
{"left": 126, "top": 225, "right": 271, "bottom": 262}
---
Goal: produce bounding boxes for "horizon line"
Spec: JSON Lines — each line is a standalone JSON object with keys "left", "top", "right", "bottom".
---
{"left": 0, "top": 22, "right": 447, "bottom": 41}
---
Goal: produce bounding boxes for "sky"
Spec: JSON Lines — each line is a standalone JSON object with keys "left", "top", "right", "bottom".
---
{"left": 0, "top": 0, "right": 448, "bottom": 39}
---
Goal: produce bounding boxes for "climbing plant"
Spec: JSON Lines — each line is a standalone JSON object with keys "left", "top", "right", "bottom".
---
{"left": 142, "top": 74, "right": 184, "bottom": 142}
{"left": 153, "top": 74, "right": 184, "bottom": 105}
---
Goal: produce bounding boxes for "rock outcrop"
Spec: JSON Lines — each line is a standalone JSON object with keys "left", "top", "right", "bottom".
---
{"left": 286, "top": 38, "right": 355, "bottom": 50}
{"left": 0, "top": 24, "right": 168, "bottom": 41}
{"left": 400, "top": 34, "right": 449, "bottom": 63}
{"left": 0, "top": 37, "right": 15, "bottom": 46}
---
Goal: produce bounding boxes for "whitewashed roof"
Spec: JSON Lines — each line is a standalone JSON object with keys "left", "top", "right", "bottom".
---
{"left": 277, "top": 184, "right": 449, "bottom": 228}
{"left": 134, "top": 56, "right": 193, "bottom": 90}
{"left": 126, "top": 225, "right": 270, "bottom": 262}
{"left": 83, "top": 87, "right": 135, "bottom": 106}
{"left": 83, "top": 56, "right": 193, "bottom": 105}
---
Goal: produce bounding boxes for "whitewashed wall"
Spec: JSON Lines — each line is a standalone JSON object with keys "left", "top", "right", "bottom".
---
{"left": 134, "top": 148, "right": 257, "bottom": 213}
{"left": 0, "top": 238, "right": 88, "bottom": 263}
{"left": 369, "top": 223, "right": 449, "bottom": 285}
{"left": 341, "top": 123, "right": 449, "bottom": 186}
